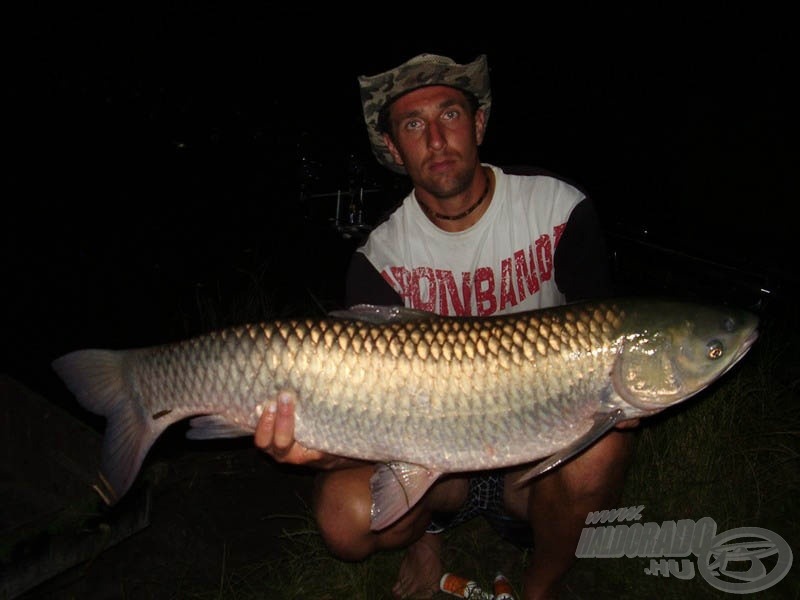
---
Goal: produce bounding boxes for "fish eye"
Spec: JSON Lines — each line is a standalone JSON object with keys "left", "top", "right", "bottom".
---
{"left": 707, "top": 340, "right": 724, "bottom": 359}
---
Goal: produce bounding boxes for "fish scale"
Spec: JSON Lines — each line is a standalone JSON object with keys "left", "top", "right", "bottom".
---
{"left": 52, "top": 298, "right": 758, "bottom": 526}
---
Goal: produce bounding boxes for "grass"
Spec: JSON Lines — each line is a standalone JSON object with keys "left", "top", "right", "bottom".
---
{"left": 176, "top": 508, "right": 530, "bottom": 600}
{"left": 163, "top": 290, "right": 798, "bottom": 599}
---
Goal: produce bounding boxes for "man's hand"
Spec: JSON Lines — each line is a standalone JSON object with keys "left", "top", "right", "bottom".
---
{"left": 254, "top": 390, "right": 362, "bottom": 470}
{"left": 254, "top": 390, "right": 327, "bottom": 464}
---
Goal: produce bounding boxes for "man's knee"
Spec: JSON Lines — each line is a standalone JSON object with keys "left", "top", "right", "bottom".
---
{"left": 313, "top": 468, "right": 374, "bottom": 561}
{"left": 583, "top": 430, "right": 635, "bottom": 483}
{"left": 558, "top": 430, "right": 636, "bottom": 501}
{"left": 524, "top": 431, "right": 634, "bottom": 505}
{"left": 312, "top": 468, "right": 464, "bottom": 560}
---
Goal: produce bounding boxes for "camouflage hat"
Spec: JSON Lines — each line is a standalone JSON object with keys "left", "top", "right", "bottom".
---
{"left": 358, "top": 53, "right": 492, "bottom": 173}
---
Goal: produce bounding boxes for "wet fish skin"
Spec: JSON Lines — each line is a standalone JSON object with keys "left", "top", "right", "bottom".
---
{"left": 52, "top": 297, "right": 758, "bottom": 526}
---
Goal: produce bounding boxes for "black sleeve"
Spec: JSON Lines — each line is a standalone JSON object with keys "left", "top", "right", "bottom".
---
{"left": 344, "top": 251, "right": 403, "bottom": 308}
{"left": 554, "top": 198, "right": 615, "bottom": 302}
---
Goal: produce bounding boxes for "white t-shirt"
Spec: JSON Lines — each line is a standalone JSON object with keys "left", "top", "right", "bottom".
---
{"left": 357, "top": 164, "right": 585, "bottom": 316}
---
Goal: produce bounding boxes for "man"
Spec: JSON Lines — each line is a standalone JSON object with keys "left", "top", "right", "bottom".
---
{"left": 256, "top": 53, "right": 636, "bottom": 599}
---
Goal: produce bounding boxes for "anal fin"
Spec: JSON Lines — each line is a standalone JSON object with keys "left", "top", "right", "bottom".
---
{"left": 187, "top": 415, "right": 254, "bottom": 439}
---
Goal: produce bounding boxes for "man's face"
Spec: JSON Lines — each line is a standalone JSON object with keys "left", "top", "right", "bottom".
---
{"left": 383, "top": 85, "right": 486, "bottom": 200}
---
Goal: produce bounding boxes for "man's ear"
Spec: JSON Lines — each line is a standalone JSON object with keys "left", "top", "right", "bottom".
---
{"left": 474, "top": 108, "right": 487, "bottom": 145}
{"left": 383, "top": 133, "right": 404, "bottom": 168}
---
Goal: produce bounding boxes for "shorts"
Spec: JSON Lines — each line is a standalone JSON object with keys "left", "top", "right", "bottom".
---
{"left": 427, "top": 472, "right": 534, "bottom": 549}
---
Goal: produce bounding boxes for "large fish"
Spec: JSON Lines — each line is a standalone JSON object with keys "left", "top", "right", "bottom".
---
{"left": 52, "top": 298, "right": 758, "bottom": 530}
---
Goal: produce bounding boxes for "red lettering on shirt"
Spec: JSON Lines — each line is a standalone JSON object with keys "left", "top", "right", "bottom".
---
{"left": 474, "top": 267, "right": 496, "bottom": 316}
{"left": 411, "top": 267, "right": 436, "bottom": 312}
{"left": 388, "top": 266, "right": 412, "bottom": 304}
{"left": 435, "top": 269, "right": 471, "bottom": 316}
{"left": 535, "top": 235, "right": 553, "bottom": 282}
{"left": 499, "top": 257, "right": 517, "bottom": 311}
{"left": 381, "top": 221, "right": 567, "bottom": 315}
{"left": 514, "top": 246, "right": 540, "bottom": 301}
{"left": 553, "top": 223, "right": 567, "bottom": 247}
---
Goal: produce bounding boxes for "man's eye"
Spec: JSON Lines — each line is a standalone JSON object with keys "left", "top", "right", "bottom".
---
{"left": 404, "top": 119, "right": 422, "bottom": 130}
{"left": 443, "top": 110, "right": 459, "bottom": 120}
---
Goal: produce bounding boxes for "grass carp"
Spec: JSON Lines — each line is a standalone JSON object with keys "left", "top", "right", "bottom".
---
{"left": 52, "top": 297, "right": 758, "bottom": 530}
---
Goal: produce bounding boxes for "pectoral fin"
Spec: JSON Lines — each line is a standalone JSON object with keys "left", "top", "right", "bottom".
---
{"left": 515, "top": 409, "right": 625, "bottom": 486}
{"left": 369, "top": 462, "right": 441, "bottom": 531}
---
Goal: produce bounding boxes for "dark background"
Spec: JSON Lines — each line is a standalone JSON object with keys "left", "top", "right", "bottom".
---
{"left": 4, "top": 5, "right": 796, "bottom": 411}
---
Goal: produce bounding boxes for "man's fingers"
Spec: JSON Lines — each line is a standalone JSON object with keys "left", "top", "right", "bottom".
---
{"left": 253, "top": 390, "right": 300, "bottom": 454}
{"left": 253, "top": 390, "right": 327, "bottom": 465}
{"left": 254, "top": 400, "right": 278, "bottom": 449}
{"left": 272, "top": 391, "right": 296, "bottom": 451}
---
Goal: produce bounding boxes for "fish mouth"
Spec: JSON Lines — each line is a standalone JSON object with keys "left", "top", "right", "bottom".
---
{"left": 742, "top": 328, "right": 759, "bottom": 354}
{"left": 720, "top": 327, "right": 759, "bottom": 377}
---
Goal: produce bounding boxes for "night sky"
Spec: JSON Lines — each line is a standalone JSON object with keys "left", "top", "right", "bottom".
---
{"left": 5, "top": 6, "right": 796, "bottom": 412}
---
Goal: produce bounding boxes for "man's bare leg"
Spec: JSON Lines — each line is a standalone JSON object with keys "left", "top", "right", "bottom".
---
{"left": 505, "top": 431, "right": 636, "bottom": 599}
{"left": 313, "top": 467, "right": 469, "bottom": 599}
{"left": 392, "top": 532, "right": 443, "bottom": 599}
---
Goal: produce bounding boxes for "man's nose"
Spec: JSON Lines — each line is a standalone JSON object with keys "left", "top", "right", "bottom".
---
{"left": 427, "top": 122, "right": 446, "bottom": 150}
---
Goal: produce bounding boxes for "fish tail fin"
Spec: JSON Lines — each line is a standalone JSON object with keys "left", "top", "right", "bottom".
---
{"left": 52, "top": 349, "right": 159, "bottom": 505}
